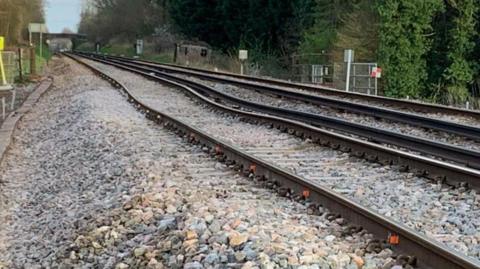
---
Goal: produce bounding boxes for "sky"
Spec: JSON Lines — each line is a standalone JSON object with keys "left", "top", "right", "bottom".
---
{"left": 45, "top": 0, "right": 82, "bottom": 33}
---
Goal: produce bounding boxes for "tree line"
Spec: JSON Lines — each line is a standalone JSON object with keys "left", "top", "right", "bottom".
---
{"left": 80, "top": 0, "right": 480, "bottom": 105}
{"left": 0, "top": 0, "right": 45, "bottom": 45}
{"left": 377, "top": 0, "right": 479, "bottom": 104}
{"left": 79, "top": 0, "right": 168, "bottom": 44}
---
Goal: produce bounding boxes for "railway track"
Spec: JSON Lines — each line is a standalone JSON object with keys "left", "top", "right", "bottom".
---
{"left": 66, "top": 53, "right": 480, "bottom": 269}
{"left": 76, "top": 53, "right": 480, "bottom": 154}
{"left": 72, "top": 52, "right": 480, "bottom": 190}
{"left": 78, "top": 52, "right": 480, "bottom": 128}
{"left": 158, "top": 62, "right": 480, "bottom": 121}
{"left": 79, "top": 53, "right": 480, "bottom": 158}
{"left": 184, "top": 75, "right": 480, "bottom": 151}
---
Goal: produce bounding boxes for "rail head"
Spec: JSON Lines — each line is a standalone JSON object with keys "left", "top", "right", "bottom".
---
{"left": 78, "top": 51, "right": 480, "bottom": 118}
{"left": 81, "top": 51, "right": 480, "bottom": 142}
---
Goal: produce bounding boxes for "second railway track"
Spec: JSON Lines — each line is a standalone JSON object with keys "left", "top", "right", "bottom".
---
{"left": 67, "top": 53, "right": 480, "bottom": 269}
{"left": 74, "top": 52, "right": 480, "bottom": 188}
{"left": 79, "top": 53, "right": 480, "bottom": 155}
{"left": 184, "top": 75, "right": 480, "bottom": 151}
{"left": 81, "top": 52, "right": 480, "bottom": 131}
{"left": 114, "top": 53, "right": 480, "bottom": 123}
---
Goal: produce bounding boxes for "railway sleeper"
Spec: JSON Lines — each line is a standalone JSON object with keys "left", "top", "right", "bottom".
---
{"left": 306, "top": 203, "right": 320, "bottom": 215}
{"left": 365, "top": 154, "right": 379, "bottom": 162}
{"left": 342, "top": 225, "right": 364, "bottom": 236}
{"left": 276, "top": 187, "right": 290, "bottom": 196}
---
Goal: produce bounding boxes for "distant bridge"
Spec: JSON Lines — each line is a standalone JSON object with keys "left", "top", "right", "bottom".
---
{"left": 45, "top": 33, "right": 87, "bottom": 40}
{"left": 45, "top": 33, "right": 87, "bottom": 52}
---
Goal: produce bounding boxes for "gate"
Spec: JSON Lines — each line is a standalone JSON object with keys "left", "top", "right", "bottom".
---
{"left": 350, "top": 62, "right": 378, "bottom": 95}
{"left": 311, "top": 64, "right": 332, "bottom": 84}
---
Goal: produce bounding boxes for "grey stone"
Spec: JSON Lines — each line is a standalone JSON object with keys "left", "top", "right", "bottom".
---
{"left": 204, "top": 252, "right": 219, "bottom": 264}
{"left": 183, "top": 261, "right": 204, "bottom": 269}
{"left": 234, "top": 252, "right": 246, "bottom": 262}
{"left": 208, "top": 221, "right": 221, "bottom": 234}
{"left": 244, "top": 249, "right": 257, "bottom": 261}
{"left": 220, "top": 255, "right": 228, "bottom": 263}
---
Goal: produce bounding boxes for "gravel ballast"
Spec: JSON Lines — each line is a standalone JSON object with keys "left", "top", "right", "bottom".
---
{"left": 83, "top": 58, "right": 480, "bottom": 263}
{"left": 0, "top": 57, "right": 404, "bottom": 268}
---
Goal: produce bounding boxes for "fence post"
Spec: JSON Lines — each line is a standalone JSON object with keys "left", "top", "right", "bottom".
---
{"left": 368, "top": 66, "right": 372, "bottom": 95}
{"left": 10, "top": 89, "right": 15, "bottom": 110}
{"left": 30, "top": 46, "right": 36, "bottom": 76}
{"left": 18, "top": 48, "right": 23, "bottom": 81}
{"left": 2, "top": 97, "right": 5, "bottom": 120}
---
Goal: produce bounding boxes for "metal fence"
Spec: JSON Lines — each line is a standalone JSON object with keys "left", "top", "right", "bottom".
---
{"left": 292, "top": 64, "right": 335, "bottom": 85}
{"left": 351, "top": 62, "right": 378, "bottom": 95}
{"left": 2, "top": 51, "right": 17, "bottom": 84}
{"left": 0, "top": 47, "right": 37, "bottom": 120}
{"left": 1, "top": 47, "right": 36, "bottom": 84}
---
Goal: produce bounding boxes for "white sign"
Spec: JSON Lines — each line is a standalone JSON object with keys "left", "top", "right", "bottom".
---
{"left": 136, "top": 39, "right": 144, "bottom": 55}
{"left": 239, "top": 50, "right": 248, "bottom": 60}
{"left": 28, "top": 23, "right": 48, "bottom": 33}
{"left": 344, "top": 49, "right": 354, "bottom": 63}
{"left": 344, "top": 49, "right": 355, "bottom": 92}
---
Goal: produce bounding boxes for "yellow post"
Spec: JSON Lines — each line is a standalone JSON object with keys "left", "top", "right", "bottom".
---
{"left": 0, "top": 36, "right": 12, "bottom": 90}
{"left": 0, "top": 53, "right": 7, "bottom": 86}
{"left": 0, "top": 36, "right": 7, "bottom": 86}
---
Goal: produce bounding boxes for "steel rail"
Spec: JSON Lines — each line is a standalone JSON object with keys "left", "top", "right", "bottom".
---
{"left": 95, "top": 52, "right": 480, "bottom": 120}
{"left": 76, "top": 53, "right": 480, "bottom": 188}
{"left": 134, "top": 59, "right": 480, "bottom": 140}
{"left": 75, "top": 53, "right": 480, "bottom": 174}
{"left": 78, "top": 52, "right": 480, "bottom": 139}
{"left": 66, "top": 52, "right": 480, "bottom": 269}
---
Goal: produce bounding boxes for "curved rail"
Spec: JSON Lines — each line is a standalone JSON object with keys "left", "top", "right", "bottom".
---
{"left": 79, "top": 52, "right": 480, "bottom": 135}
{"left": 66, "top": 52, "right": 480, "bottom": 269}
{"left": 75, "top": 53, "right": 480, "bottom": 176}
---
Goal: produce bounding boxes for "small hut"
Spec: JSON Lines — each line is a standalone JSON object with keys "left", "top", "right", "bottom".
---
{"left": 174, "top": 41, "right": 211, "bottom": 66}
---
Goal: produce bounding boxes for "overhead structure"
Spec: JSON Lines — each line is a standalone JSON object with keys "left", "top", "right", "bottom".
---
{"left": 28, "top": 23, "right": 48, "bottom": 57}
{"left": 45, "top": 33, "right": 86, "bottom": 52}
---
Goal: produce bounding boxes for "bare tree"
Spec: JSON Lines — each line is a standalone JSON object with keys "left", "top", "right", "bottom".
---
{"left": 78, "top": 0, "right": 169, "bottom": 43}
{"left": 0, "top": 0, "right": 45, "bottom": 45}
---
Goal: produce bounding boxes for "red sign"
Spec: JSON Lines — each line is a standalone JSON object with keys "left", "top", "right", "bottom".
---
{"left": 371, "top": 67, "right": 382, "bottom": 78}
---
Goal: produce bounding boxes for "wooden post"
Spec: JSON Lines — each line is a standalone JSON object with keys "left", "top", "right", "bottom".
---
{"left": 10, "top": 90, "right": 15, "bottom": 110}
{"left": 40, "top": 31, "right": 43, "bottom": 58}
{"left": 18, "top": 48, "right": 23, "bottom": 81}
{"left": 2, "top": 97, "right": 5, "bottom": 120}
{"left": 173, "top": 44, "right": 178, "bottom": 63}
{"left": 30, "top": 47, "right": 36, "bottom": 76}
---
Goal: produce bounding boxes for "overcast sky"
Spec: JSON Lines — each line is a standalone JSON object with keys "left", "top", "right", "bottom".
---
{"left": 45, "top": 0, "right": 82, "bottom": 33}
